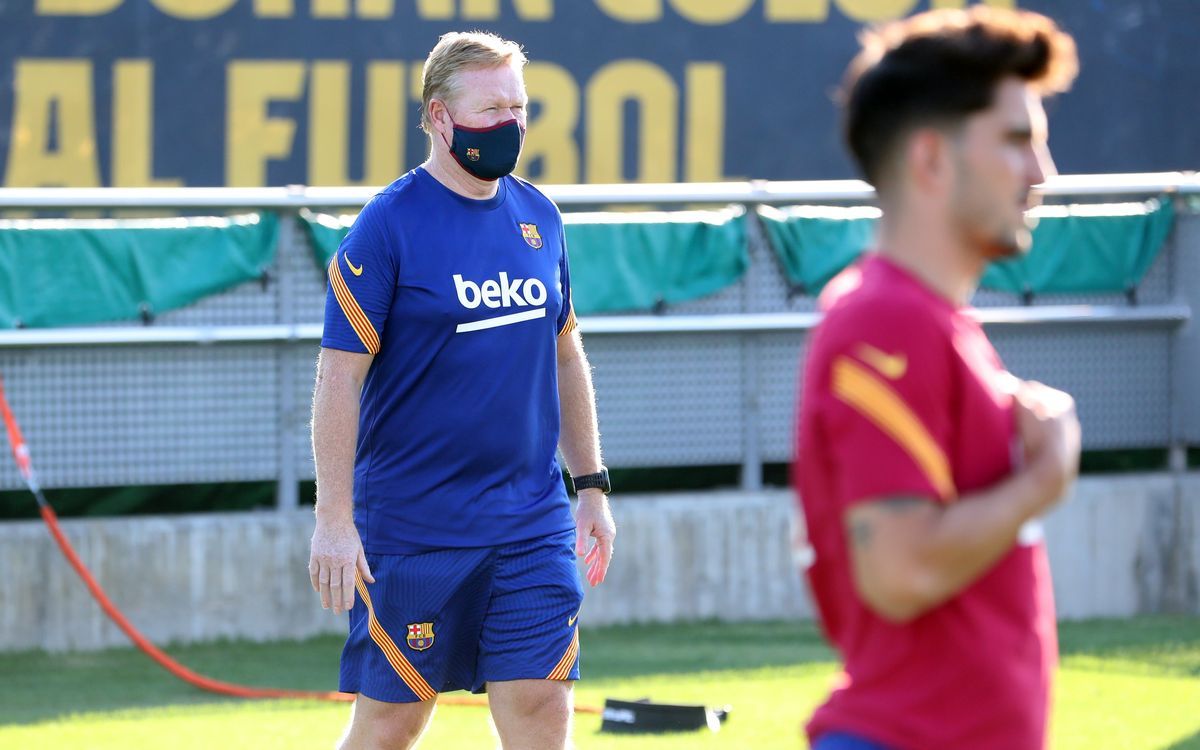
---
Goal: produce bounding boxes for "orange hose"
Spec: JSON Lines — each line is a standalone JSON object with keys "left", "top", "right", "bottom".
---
{"left": 37, "top": 502, "right": 354, "bottom": 702}
{"left": 2, "top": 375, "right": 599, "bottom": 713}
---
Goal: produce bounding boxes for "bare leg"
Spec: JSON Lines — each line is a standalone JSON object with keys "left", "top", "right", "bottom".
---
{"left": 337, "top": 694, "right": 437, "bottom": 750}
{"left": 486, "top": 679, "right": 574, "bottom": 750}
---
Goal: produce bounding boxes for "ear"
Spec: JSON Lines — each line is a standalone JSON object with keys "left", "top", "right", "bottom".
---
{"left": 428, "top": 98, "right": 451, "bottom": 133}
{"left": 905, "top": 127, "right": 953, "bottom": 195}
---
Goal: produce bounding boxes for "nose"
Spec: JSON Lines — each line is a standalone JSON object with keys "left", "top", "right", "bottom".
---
{"left": 1030, "top": 142, "right": 1055, "bottom": 187}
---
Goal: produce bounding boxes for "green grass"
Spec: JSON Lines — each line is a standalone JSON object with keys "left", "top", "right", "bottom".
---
{"left": 1, "top": 618, "right": 1197, "bottom": 749}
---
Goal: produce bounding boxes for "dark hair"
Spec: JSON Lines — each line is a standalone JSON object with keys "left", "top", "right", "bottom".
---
{"left": 841, "top": 6, "right": 1078, "bottom": 189}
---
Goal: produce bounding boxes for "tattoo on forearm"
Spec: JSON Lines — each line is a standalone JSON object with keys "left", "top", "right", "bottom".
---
{"left": 850, "top": 519, "right": 873, "bottom": 547}
{"left": 844, "top": 494, "right": 926, "bottom": 547}
{"left": 879, "top": 497, "right": 929, "bottom": 513}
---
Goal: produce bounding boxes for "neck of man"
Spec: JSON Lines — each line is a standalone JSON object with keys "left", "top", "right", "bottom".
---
{"left": 876, "top": 200, "right": 984, "bottom": 308}
{"left": 422, "top": 143, "right": 501, "bottom": 201}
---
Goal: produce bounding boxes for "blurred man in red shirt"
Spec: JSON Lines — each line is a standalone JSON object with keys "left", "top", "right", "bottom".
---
{"left": 793, "top": 8, "right": 1082, "bottom": 750}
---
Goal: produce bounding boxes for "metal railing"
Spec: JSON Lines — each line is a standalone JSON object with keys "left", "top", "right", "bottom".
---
{"left": 0, "top": 171, "right": 1194, "bottom": 210}
{"left": 0, "top": 173, "right": 1194, "bottom": 503}
{"left": 0, "top": 304, "right": 1189, "bottom": 349}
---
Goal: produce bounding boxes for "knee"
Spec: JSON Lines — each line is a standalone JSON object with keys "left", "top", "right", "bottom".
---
{"left": 515, "top": 685, "right": 572, "bottom": 725}
{"left": 490, "top": 683, "right": 574, "bottom": 750}
{"left": 371, "top": 717, "right": 426, "bottom": 750}
{"left": 340, "top": 702, "right": 434, "bottom": 750}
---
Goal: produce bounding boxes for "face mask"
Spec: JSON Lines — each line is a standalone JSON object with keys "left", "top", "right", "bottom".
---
{"left": 442, "top": 113, "right": 525, "bottom": 181}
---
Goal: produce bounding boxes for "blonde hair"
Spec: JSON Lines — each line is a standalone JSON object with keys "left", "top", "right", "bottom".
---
{"left": 419, "top": 31, "right": 528, "bottom": 134}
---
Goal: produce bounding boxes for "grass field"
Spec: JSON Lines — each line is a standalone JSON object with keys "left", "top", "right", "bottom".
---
{"left": 1, "top": 617, "right": 1197, "bottom": 749}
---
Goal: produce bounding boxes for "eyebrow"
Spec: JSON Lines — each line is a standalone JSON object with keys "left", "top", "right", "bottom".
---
{"left": 480, "top": 96, "right": 527, "bottom": 108}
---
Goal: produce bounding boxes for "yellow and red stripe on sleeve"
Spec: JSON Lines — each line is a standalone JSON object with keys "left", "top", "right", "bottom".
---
{"left": 353, "top": 574, "right": 437, "bottom": 701}
{"left": 831, "top": 355, "right": 957, "bottom": 501}
{"left": 328, "top": 255, "right": 381, "bottom": 355}
{"left": 558, "top": 302, "right": 578, "bottom": 337}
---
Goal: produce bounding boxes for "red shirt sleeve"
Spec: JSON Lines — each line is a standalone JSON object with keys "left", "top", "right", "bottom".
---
{"left": 816, "top": 305, "right": 957, "bottom": 508}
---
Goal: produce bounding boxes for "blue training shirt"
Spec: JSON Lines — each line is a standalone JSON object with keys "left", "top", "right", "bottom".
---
{"left": 321, "top": 167, "right": 578, "bottom": 554}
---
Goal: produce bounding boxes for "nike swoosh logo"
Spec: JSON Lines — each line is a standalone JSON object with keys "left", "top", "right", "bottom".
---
{"left": 344, "top": 253, "right": 363, "bottom": 276}
{"left": 567, "top": 610, "right": 580, "bottom": 627}
{"left": 856, "top": 343, "right": 907, "bottom": 380}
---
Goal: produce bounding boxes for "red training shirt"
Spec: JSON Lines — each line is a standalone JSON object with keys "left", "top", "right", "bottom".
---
{"left": 793, "top": 254, "right": 1057, "bottom": 750}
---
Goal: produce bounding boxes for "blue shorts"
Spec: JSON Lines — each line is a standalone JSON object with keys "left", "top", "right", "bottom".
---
{"left": 339, "top": 529, "right": 584, "bottom": 702}
{"left": 812, "top": 732, "right": 896, "bottom": 750}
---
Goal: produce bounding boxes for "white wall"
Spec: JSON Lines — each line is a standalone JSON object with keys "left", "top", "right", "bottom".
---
{"left": 1, "top": 473, "right": 1197, "bottom": 652}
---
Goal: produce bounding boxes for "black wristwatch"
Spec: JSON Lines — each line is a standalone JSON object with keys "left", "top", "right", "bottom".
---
{"left": 571, "top": 467, "right": 610, "bottom": 494}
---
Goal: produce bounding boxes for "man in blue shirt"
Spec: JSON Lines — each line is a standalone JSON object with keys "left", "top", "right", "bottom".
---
{"left": 308, "top": 31, "right": 615, "bottom": 750}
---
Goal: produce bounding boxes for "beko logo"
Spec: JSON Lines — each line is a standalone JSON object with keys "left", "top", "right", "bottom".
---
{"left": 453, "top": 273, "right": 547, "bottom": 309}
{"left": 453, "top": 273, "right": 549, "bottom": 333}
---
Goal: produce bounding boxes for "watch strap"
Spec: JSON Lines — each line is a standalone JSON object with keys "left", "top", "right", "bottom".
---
{"left": 571, "top": 467, "right": 610, "bottom": 494}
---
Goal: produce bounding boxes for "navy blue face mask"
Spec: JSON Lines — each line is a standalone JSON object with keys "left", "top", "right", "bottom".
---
{"left": 442, "top": 114, "right": 525, "bottom": 181}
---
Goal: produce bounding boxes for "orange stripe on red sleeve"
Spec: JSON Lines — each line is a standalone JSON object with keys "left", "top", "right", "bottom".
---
{"left": 831, "top": 355, "right": 957, "bottom": 501}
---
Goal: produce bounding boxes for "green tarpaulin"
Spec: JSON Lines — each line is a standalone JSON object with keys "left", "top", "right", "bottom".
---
{"left": 0, "top": 213, "right": 277, "bottom": 329}
{"left": 981, "top": 201, "right": 1176, "bottom": 294}
{"left": 0, "top": 197, "right": 1175, "bottom": 330}
{"left": 299, "top": 208, "right": 749, "bottom": 315}
{"left": 299, "top": 209, "right": 354, "bottom": 270}
{"left": 756, "top": 205, "right": 878, "bottom": 293}
{"left": 760, "top": 197, "right": 1175, "bottom": 296}
{"left": 562, "top": 210, "right": 747, "bottom": 314}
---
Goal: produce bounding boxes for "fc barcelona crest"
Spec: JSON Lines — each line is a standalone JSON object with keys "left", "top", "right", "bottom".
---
{"left": 519, "top": 222, "right": 543, "bottom": 249}
{"left": 406, "top": 622, "right": 435, "bottom": 651}
{"left": 466, "top": 147, "right": 481, "bottom": 162}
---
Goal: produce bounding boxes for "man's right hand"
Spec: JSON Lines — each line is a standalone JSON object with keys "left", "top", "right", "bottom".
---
{"left": 1015, "top": 380, "right": 1082, "bottom": 511}
{"left": 308, "top": 514, "right": 374, "bottom": 615}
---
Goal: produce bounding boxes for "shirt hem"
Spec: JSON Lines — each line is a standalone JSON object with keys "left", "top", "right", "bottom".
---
{"left": 363, "top": 522, "right": 575, "bottom": 555}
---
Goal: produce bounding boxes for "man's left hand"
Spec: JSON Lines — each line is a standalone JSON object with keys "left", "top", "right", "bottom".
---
{"left": 575, "top": 489, "right": 615, "bottom": 587}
